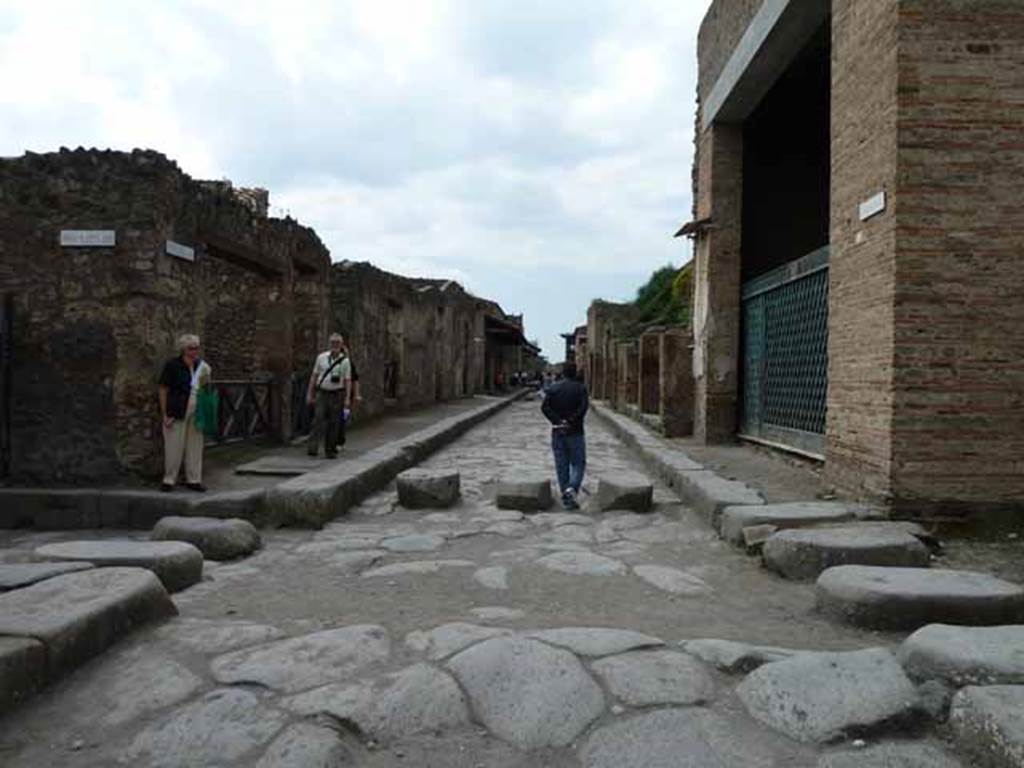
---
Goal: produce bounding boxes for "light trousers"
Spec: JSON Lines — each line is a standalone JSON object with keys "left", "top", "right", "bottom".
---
{"left": 163, "top": 394, "right": 204, "bottom": 485}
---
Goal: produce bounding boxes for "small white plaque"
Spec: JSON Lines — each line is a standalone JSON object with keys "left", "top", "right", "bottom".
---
{"left": 60, "top": 229, "right": 116, "bottom": 247}
{"left": 859, "top": 191, "right": 886, "bottom": 222}
{"left": 165, "top": 240, "right": 195, "bottom": 262}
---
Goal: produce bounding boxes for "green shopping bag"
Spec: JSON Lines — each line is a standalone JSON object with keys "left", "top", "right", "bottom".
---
{"left": 195, "top": 386, "right": 219, "bottom": 437}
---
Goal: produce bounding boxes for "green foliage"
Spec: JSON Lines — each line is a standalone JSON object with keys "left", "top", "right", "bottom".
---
{"left": 628, "top": 262, "right": 692, "bottom": 334}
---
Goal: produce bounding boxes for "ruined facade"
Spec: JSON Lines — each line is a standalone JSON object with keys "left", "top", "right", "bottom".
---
{"left": 691, "top": 0, "right": 1024, "bottom": 514}
{"left": 0, "top": 149, "right": 536, "bottom": 485}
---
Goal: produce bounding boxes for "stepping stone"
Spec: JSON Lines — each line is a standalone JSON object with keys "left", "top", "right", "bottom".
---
{"left": 0, "top": 567, "right": 175, "bottom": 683}
{"left": 950, "top": 685, "right": 1024, "bottom": 768}
{"left": 763, "top": 525, "right": 931, "bottom": 580}
{"left": 737, "top": 648, "right": 920, "bottom": 743}
{"left": 818, "top": 741, "right": 964, "bottom": 768}
{"left": 582, "top": 709, "right": 779, "bottom": 768}
{"left": 34, "top": 540, "right": 204, "bottom": 592}
{"left": 381, "top": 534, "right": 446, "bottom": 553}
{"left": 124, "top": 688, "right": 289, "bottom": 768}
{"left": 633, "top": 565, "right": 710, "bottom": 595}
{"left": 595, "top": 475, "right": 654, "bottom": 513}
{"left": 0, "top": 561, "right": 94, "bottom": 591}
{"left": 591, "top": 650, "right": 715, "bottom": 706}
{"left": 681, "top": 638, "right": 801, "bottom": 674}
{"left": 816, "top": 566, "right": 1024, "bottom": 631}
{"left": 282, "top": 663, "right": 470, "bottom": 743}
{"left": 210, "top": 625, "right": 390, "bottom": 693}
{"left": 396, "top": 469, "right": 460, "bottom": 508}
{"left": 720, "top": 502, "right": 859, "bottom": 545}
{"left": 536, "top": 550, "right": 627, "bottom": 576}
{"left": 473, "top": 566, "right": 509, "bottom": 590}
{"left": 524, "top": 628, "right": 664, "bottom": 657}
{"left": 495, "top": 477, "right": 553, "bottom": 512}
{"left": 405, "top": 623, "right": 509, "bottom": 661}
{"left": 446, "top": 636, "right": 605, "bottom": 749}
{"left": 151, "top": 516, "right": 261, "bottom": 560}
{"left": 0, "top": 637, "right": 45, "bottom": 714}
{"left": 899, "top": 624, "right": 1024, "bottom": 685}
{"left": 255, "top": 722, "right": 353, "bottom": 768}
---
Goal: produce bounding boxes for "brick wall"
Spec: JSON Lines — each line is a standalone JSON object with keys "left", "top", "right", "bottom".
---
{"left": 697, "top": 0, "right": 767, "bottom": 102}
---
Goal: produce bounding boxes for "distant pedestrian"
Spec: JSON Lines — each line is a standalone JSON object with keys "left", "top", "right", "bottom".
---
{"left": 541, "top": 363, "right": 589, "bottom": 510}
{"left": 306, "top": 333, "right": 352, "bottom": 459}
{"left": 158, "top": 334, "right": 212, "bottom": 492}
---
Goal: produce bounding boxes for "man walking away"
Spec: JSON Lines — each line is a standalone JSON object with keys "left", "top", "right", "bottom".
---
{"left": 541, "top": 363, "right": 589, "bottom": 510}
{"left": 306, "top": 333, "right": 352, "bottom": 459}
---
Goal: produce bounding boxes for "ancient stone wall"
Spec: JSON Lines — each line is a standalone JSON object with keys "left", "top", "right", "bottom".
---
{"left": 585, "top": 301, "right": 638, "bottom": 401}
{"left": 697, "top": 0, "right": 767, "bottom": 103}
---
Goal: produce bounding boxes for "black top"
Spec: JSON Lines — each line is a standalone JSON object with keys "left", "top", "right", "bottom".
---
{"left": 541, "top": 379, "right": 589, "bottom": 436}
{"left": 159, "top": 356, "right": 201, "bottom": 420}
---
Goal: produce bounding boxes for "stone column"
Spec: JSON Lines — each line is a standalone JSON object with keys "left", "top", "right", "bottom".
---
{"left": 692, "top": 123, "right": 743, "bottom": 443}
{"left": 660, "top": 328, "right": 694, "bottom": 438}
{"left": 639, "top": 331, "right": 661, "bottom": 414}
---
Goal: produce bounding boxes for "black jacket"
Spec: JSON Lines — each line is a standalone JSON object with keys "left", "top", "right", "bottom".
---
{"left": 541, "top": 379, "right": 589, "bottom": 436}
{"left": 159, "top": 356, "right": 202, "bottom": 419}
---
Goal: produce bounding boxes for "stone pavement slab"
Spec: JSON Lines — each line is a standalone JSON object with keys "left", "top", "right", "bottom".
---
{"left": 949, "top": 685, "right": 1024, "bottom": 768}
{"left": 899, "top": 624, "right": 1024, "bottom": 685}
{"left": 235, "top": 456, "right": 326, "bottom": 476}
{"left": 816, "top": 566, "right": 1024, "bottom": 630}
{"left": 763, "top": 525, "right": 931, "bottom": 580}
{"left": 0, "top": 637, "right": 45, "bottom": 713}
{"left": 255, "top": 722, "right": 354, "bottom": 768}
{"left": 633, "top": 565, "right": 710, "bottom": 595}
{"left": 151, "top": 516, "right": 262, "bottom": 560}
{"left": 817, "top": 741, "right": 964, "bottom": 768}
{"left": 0, "top": 561, "right": 94, "bottom": 591}
{"left": 0, "top": 567, "right": 175, "bottom": 682}
{"left": 737, "top": 648, "right": 920, "bottom": 743}
{"left": 680, "top": 638, "right": 801, "bottom": 674}
{"left": 151, "top": 616, "right": 285, "bottom": 654}
{"left": 405, "top": 623, "right": 510, "bottom": 661}
{"left": 535, "top": 550, "right": 627, "bottom": 576}
{"left": 447, "top": 635, "right": 605, "bottom": 749}
{"left": 720, "top": 502, "right": 859, "bottom": 546}
{"left": 34, "top": 540, "right": 203, "bottom": 592}
{"left": 524, "top": 627, "right": 664, "bottom": 657}
{"left": 591, "top": 650, "right": 715, "bottom": 706}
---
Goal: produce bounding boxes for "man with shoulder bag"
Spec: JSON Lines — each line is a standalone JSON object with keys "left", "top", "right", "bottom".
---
{"left": 306, "top": 333, "right": 352, "bottom": 459}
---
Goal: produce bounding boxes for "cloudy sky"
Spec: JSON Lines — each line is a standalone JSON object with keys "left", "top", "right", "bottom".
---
{"left": 1, "top": 0, "right": 708, "bottom": 361}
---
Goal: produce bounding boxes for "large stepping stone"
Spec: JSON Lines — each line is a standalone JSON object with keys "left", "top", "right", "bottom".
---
{"left": 151, "top": 516, "right": 261, "bottom": 560}
{"left": 0, "top": 637, "right": 45, "bottom": 713}
{"left": 211, "top": 625, "right": 390, "bottom": 693}
{"left": 495, "top": 477, "right": 553, "bottom": 512}
{"left": 818, "top": 741, "right": 964, "bottom": 768}
{"left": 595, "top": 475, "right": 654, "bottom": 513}
{"left": 34, "top": 540, "right": 203, "bottom": 592}
{"left": 0, "top": 561, "right": 94, "bottom": 591}
{"left": 396, "top": 469, "right": 461, "bottom": 508}
{"left": 720, "top": 502, "right": 859, "bottom": 545}
{"left": 763, "top": 525, "right": 931, "bottom": 580}
{"left": 899, "top": 624, "right": 1024, "bottom": 685}
{"left": 283, "top": 663, "right": 470, "bottom": 743}
{"left": 736, "top": 648, "right": 919, "bottom": 743}
{"left": 0, "top": 567, "right": 175, "bottom": 683}
{"left": 446, "top": 636, "right": 605, "bottom": 749}
{"left": 591, "top": 650, "right": 715, "bottom": 706}
{"left": 816, "top": 566, "right": 1024, "bottom": 631}
{"left": 524, "top": 627, "right": 664, "bottom": 657}
{"left": 681, "top": 638, "right": 801, "bottom": 674}
{"left": 124, "top": 688, "right": 289, "bottom": 768}
{"left": 582, "top": 709, "right": 780, "bottom": 768}
{"left": 949, "top": 685, "right": 1024, "bottom": 768}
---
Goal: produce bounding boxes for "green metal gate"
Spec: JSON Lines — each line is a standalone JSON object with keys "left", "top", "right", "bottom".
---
{"left": 740, "top": 246, "right": 829, "bottom": 456}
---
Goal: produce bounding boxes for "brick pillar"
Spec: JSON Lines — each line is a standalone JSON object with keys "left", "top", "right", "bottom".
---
{"left": 692, "top": 123, "right": 743, "bottom": 443}
{"left": 639, "top": 331, "right": 661, "bottom": 414}
{"left": 660, "top": 328, "right": 694, "bottom": 437}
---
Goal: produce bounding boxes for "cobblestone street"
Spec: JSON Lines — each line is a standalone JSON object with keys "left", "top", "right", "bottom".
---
{"left": 0, "top": 401, "right": 978, "bottom": 767}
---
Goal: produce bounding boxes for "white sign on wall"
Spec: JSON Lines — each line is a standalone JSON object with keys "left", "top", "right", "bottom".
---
{"left": 165, "top": 240, "right": 195, "bottom": 262}
{"left": 60, "top": 230, "right": 116, "bottom": 247}
{"left": 859, "top": 191, "right": 887, "bottom": 222}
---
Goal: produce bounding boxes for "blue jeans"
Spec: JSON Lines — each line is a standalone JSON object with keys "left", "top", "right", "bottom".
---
{"left": 551, "top": 431, "right": 586, "bottom": 495}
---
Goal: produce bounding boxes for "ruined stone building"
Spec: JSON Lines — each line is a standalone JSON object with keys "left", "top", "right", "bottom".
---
{"left": 686, "top": 0, "right": 1024, "bottom": 514}
{"left": 0, "top": 149, "right": 536, "bottom": 485}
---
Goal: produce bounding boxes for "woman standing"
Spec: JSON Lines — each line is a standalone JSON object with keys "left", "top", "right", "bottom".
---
{"left": 158, "top": 334, "right": 212, "bottom": 492}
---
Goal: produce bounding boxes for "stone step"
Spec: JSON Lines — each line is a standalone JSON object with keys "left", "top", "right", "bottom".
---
{"left": 396, "top": 469, "right": 461, "bottom": 509}
{"left": 719, "top": 502, "right": 864, "bottom": 545}
{"left": 595, "top": 475, "right": 653, "bottom": 513}
{"left": 495, "top": 477, "right": 553, "bottom": 512}
{"left": 0, "top": 561, "right": 95, "bottom": 591}
{"left": 950, "top": 685, "right": 1024, "bottom": 768}
{"left": 898, "top": 624, "right": 1024, "bottom": 686}
{"left": 34, "top": 540, "right": 204, "bottom": 592}
{"left": 0, "top": 567, "right": 176, "bottom": 711}
{"left": 151, "top": 516, "right": 261, "bottom": 561}
{"left": 816, "top": 566, "right": 1024, "bottom": 631}
{"left": 763, "top": 525, "right": 931, "bottom": 580}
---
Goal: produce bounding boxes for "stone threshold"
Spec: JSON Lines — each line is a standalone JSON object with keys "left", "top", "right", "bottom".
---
{"left": 0, "top": 391, "right": 527, "bottom": 531}
{"left": 590, "top": 401, "right": 764, "bottom": 527}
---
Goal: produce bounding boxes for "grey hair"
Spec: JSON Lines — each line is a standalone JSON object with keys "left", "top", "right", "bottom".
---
{"left": 329, "top": 332, "right": 344, "bottom": 343}
{"left": 178, "top": 333, "right": 200, "bottom": 352}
